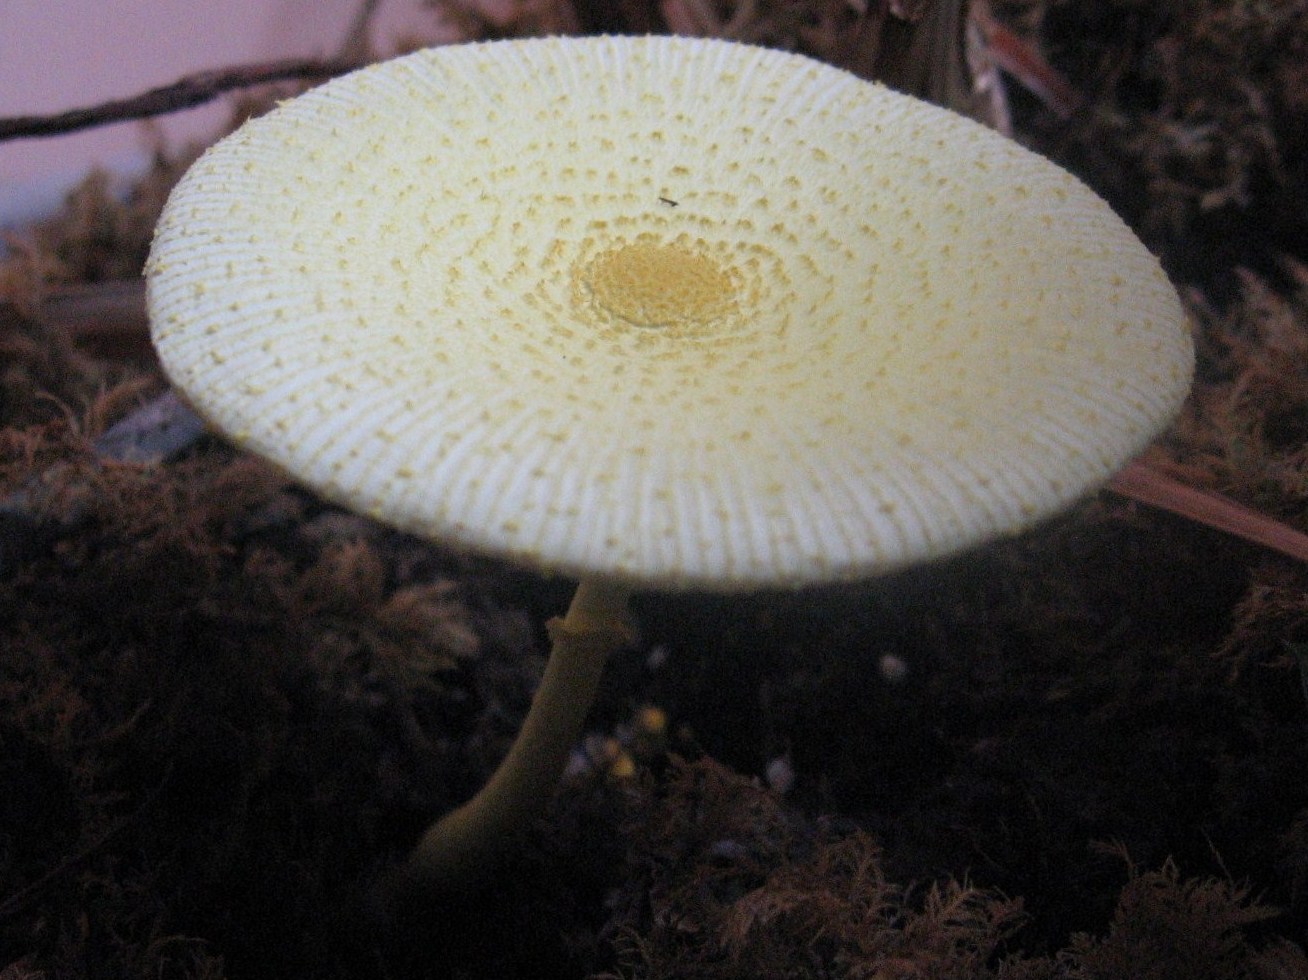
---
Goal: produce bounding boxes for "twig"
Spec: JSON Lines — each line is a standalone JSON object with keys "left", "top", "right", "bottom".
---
{"left": 858, "top": 0, "right": 979, "bottom": 119}
{"left": 1108, "top": 460, "right": 1308, "bottom": 565}
{"left": 37, "top": 279, "right": 148, "bottom": 341}
{"left": 0, "top": 58, "right": 359, "bottom": 143}
{"left": 337, "top": 0, "right": 384, "bottom": 63}
{"left": 969, "top": 0, "right": 1080, "bottom": 119}
{"left": 0, "top": 812, "right": 137, "bottom": 921}
{"left": 0, "top": 753, "right": 168, "bottom": 923}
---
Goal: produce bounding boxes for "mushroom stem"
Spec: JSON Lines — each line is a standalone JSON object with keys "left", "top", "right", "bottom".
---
{"left": 401, "top": 577, "right": 633, "bottom": 893}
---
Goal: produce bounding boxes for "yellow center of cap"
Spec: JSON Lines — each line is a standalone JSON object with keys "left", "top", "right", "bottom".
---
{"left": 581, "top": 240, "right": 739, "bottom": 330}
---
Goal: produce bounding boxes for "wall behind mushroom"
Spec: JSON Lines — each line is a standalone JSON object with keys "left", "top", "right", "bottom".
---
{"left": 0, "top": 0, "right": 443, "bottom": 230}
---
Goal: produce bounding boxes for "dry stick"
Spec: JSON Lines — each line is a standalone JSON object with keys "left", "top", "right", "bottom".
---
{"left": 0, "top": 58, "right": 358, "bottom": 142}
{"left": 38, "top": 280, "right": 150, "bottom": 340}
{"left": 0, "top": 0, "right": 377, "bottom": 142}
{"left": 1109, "top": 461, "right": 1308, "bottom": 564}
{"left": 0, "top": 809, "right": 144, "bottom": 921}
{"left": 336, "top": 0, "right": 383, "bottom": 64}
{"left": 0, "top": 702, "right": 163, "bottom": 923}
{"left": 969, "top": 0, "right": 1080, "bottom": 119}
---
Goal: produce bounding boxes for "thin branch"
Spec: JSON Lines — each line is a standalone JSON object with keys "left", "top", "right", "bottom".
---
{"left": 337, "top": 0, "right": 384, "bottom": 63}
{"left": 0, "top": 58, "right": 359, "bottom": 143}
{"left": 37, "top": 280, "right": 148, "bottom": 340}
{"left": 1108, "top": 460, "right": 1308, "bottom": 565}
{"left": 970, "top": 0, "right": 1080, "bottom": 119}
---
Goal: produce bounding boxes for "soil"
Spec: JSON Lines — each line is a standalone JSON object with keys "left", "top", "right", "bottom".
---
{"left": 3, "top": 2, "right": 1308, "bottom": 978}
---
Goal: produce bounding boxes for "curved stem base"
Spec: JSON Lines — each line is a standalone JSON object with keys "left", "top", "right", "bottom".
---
{"left": 398, "top": 577, "right": 632, "bottom": 895}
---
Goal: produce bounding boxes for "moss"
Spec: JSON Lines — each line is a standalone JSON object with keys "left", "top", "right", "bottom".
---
{"left": 600, "top": 761, "right": 1305, "bottom": 980}
{"left": 1017, "top": 0, "right": 1308, "bottom": 288}
{"left": 1062, "top": 849, "right": 1295, "bottom": 980}
{"left": 0, "top": 419, "right": 503, "bottom": 977}
{"left": 603, "top": 757, "right": 1028, "bottom": 979}
{"left": 4, "top": 2, "right": 1308, "bottom": 977}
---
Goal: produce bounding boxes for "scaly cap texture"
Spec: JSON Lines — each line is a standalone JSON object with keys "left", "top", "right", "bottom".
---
{"left": 147, "top": 35, "right": 1193, "bottom": 591}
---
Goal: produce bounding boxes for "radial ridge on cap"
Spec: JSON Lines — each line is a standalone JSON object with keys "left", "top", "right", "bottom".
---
{"left": 146, "top": 35, "right": 1193, "bottom": 591}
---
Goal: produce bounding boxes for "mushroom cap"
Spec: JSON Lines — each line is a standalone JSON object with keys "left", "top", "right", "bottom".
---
{"left": 147, "top": 35, "right": 1193, "bottom": 592}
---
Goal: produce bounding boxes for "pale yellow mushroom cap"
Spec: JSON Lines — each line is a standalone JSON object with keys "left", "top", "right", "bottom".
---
{"left": 146, "top": 35, "right": 1193, "bottom": 592}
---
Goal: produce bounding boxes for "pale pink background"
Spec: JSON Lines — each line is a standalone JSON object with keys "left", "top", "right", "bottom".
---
{"left": 0, "top": 0, "right": 445, "bottom": 227}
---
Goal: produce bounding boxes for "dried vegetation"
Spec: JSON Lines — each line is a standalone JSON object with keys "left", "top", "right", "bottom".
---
{"left": 3, "top": 1, "right": 1308, "bottom": 978}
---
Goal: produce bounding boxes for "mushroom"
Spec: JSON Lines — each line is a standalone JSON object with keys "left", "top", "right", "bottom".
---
{"left": 145, "top": 35, "right": 1193, "bottom": 894}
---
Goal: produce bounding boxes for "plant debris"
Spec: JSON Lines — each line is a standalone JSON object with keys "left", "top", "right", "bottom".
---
{"left": 3, "top": 2, "right": 1308, "bottom": 978}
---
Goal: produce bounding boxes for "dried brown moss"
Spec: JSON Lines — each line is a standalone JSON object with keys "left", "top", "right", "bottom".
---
{"left": 0, "top": 150, "right": 197, "bottom": 429}
{"left": 1016, "top": 0, "right": 1308, "bottom": 283}
{"left": 599, "top": 758, "right": 1020, "bottom": 979}
{"left": 1061, "top": 848, "right": 1299, "bottom": 980}
{"left": 1171, "top": 265, "right": 1308, "bottom": 510}
{"left": 0, "top": 416, "right": 500, "bottom": 976}
{"left": 12, "top": 152, "right": 191, "bottom": 287}
{"left": 4, "top": 2, "right": 1308, "bottom": 977}
{"left": 595, "top": 759, "right": 1304, "bottom": 980}
{"left": 2, "top": 407, "right": 1307, "bottom": 974}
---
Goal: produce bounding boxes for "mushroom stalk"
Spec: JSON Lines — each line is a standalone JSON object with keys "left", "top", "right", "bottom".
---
{"left": 401, "top": 577, "right": 632, "bottom": 893}
{"left": 147, "top": 33, "right": 1194, "bottom": 905}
